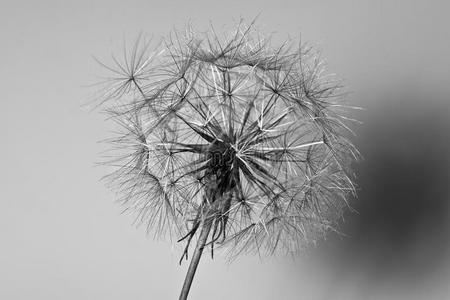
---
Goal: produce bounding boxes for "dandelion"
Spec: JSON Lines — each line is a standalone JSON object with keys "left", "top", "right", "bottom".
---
{"left": 94, "top": 19, "right": 360, "bottom": 300}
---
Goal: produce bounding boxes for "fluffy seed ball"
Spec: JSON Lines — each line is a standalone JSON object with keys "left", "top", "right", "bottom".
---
{"left": 97, "top": 21, "right": 360, "bottom": 257}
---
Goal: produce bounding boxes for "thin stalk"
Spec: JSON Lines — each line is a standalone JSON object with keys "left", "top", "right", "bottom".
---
{"left": 179, "top": 218, "right": 213, "bottom": 300}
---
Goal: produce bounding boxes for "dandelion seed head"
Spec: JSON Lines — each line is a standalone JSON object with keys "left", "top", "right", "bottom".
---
{"left": 96, "top": 20, "right": 360, "bottom": 258}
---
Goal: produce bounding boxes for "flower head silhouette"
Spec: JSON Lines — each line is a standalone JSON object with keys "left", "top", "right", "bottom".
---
{"left": 94, "top": 20, "right": 359, "bottom": 299}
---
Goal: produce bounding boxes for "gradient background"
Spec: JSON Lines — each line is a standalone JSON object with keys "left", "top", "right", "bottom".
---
{"left": 2, "top": 1, "right": 449, "bottom": 299}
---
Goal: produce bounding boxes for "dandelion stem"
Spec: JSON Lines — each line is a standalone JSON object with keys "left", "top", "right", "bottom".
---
{"left": 179, "top": 217, "right": 213, "bottom": 300}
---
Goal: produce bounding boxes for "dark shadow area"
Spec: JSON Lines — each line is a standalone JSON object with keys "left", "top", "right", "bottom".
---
{"left": 315, "top": 91, "right": 450, "bottom": 298}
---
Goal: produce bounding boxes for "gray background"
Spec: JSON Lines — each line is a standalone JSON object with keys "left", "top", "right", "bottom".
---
{"left": 2, "top": 0, "right": 449, "bottom": 299}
